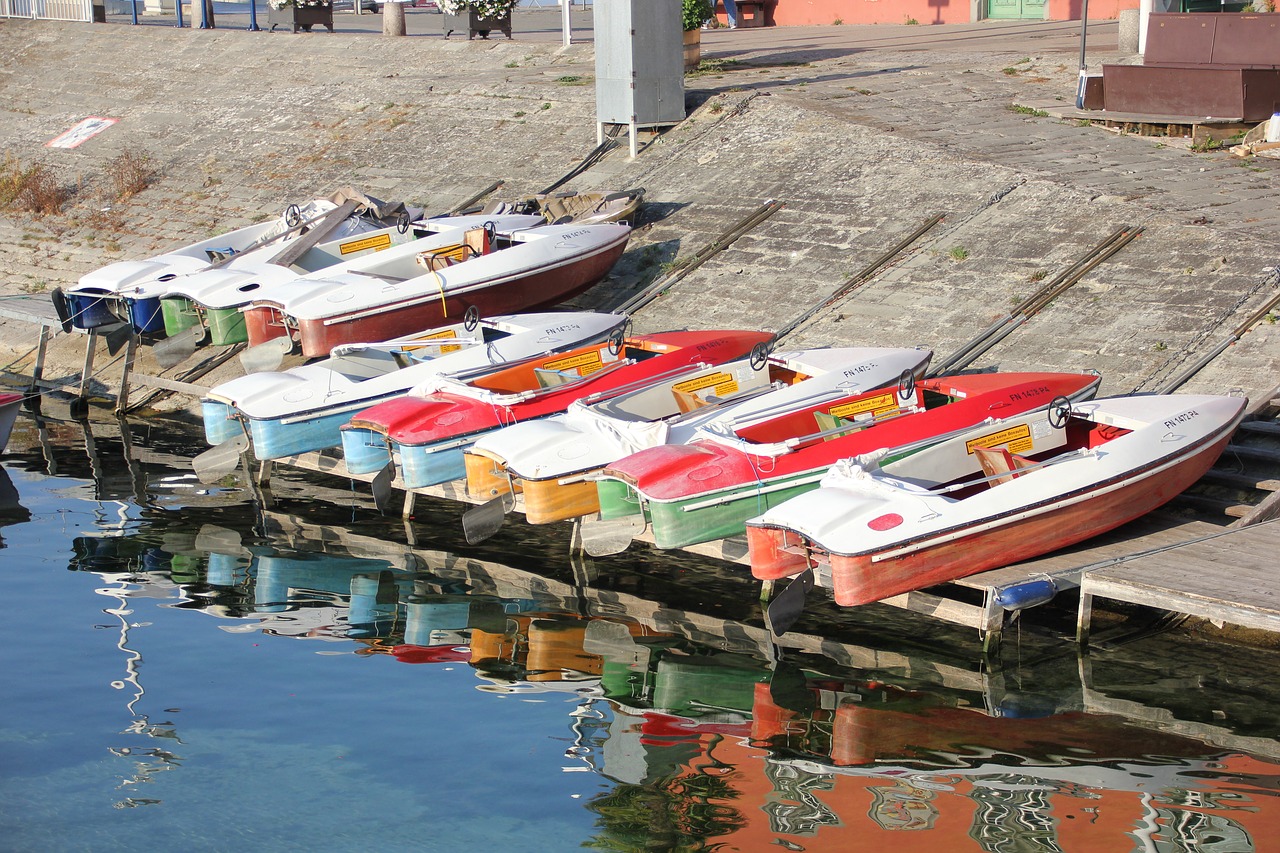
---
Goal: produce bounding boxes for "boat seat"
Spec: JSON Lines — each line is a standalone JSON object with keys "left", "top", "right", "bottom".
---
{"left": 813, "top": 410, "right": 855, "bottom": 440}
{"left": 535, "top": 368, "right": 578, "bottom": 389}
{"left": 673, "top": 389, "right": 710, "bottom": 414}
{"left": 974, "top": 446, "right": 1033, "bottom": 486}
{"left": 464, "top": 226, "right": 490, "bottom": 256}
{"left": 415, "top": 243, "right": 474, "bottom": 272}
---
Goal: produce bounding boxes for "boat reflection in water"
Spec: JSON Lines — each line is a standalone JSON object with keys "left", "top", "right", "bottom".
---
{"left": 65, "top": 520, "right": 1280, "bottom": 851}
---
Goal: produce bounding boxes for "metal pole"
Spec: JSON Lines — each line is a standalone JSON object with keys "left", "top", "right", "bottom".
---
{"left": 1075, "top": 0, "right": 1090, "bottom": 108}
{"left": 130, "top": 0, "right": 139, "bottom": 23}
{"left": 561, "top": 0, "right": 571, "bottom": 45}
{"left": 248, "top": 0, "right": 261, "bottom": 30}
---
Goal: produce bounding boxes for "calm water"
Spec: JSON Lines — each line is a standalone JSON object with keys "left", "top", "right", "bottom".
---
{"left": 3, "top": 408, "right": 1280, "bottom": 852}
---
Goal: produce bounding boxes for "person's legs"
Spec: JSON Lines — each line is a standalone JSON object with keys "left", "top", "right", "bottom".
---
{"left": 724, "top": 0, "right": 737, "bottom": 27}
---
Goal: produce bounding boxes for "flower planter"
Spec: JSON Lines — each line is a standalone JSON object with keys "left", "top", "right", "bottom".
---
{"left": 443, "top": 7, "right": 511, "bottom": 38}
{"left": 268, "top": 2, "right": 334, "bottom": 32}
{"left": 683, "top": 28, "right": 701, "bottom": 71}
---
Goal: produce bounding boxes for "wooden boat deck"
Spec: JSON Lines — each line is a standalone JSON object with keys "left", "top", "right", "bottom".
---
{"left": 1077, "top": 518, "right": 1280, "bottom": 644}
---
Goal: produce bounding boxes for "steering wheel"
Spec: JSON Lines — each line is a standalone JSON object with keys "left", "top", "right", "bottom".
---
{"left": 749, "top": 341, "right": 771, "bottom": 371}
{"left": 1047, "top": 395, "right": 1072, "bottom": 430}
{"left": 897, "top": 368, "right": 916, "bottom": 401}
{"left": 607, "top": 326, "right": 626, "bottom": 357}
{"left": 463, "top": 304, "right": 480, "bottom": 332}
{"left": 396, "top": 211, "right": 411, "bottom": 234}
{"left": 284, "top": 204, "right": 302, "bottom": 228}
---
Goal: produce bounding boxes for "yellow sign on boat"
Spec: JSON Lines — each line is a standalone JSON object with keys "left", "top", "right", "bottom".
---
{"left": 544, "top": 351, "right": 603, "bottom": 375}
{"left": 403, "top": 328, "right": 463, "bottom": 355}
{"left": 339, "top": 233, "right": 393, "bottom": 255}
{"left": 673, "top": 372, "right": 734, "bottom": 395}
{"left": 828, "top": 392, "right": 897, "bottom": 420}
{"left": 966, "top": 423, "right": 1033, "bottom": 455}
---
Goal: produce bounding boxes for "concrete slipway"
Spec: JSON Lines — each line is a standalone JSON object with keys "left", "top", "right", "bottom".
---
{"left": 0, "top": 13, "right": 1278, "bottom": 645}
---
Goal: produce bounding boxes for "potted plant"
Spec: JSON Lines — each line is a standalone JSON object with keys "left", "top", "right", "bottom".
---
{"left": 440, "top": 0, "right": 516, "bottom": 39}
{"left": 267, "top": 0, "right": 334, "bottom": 32}
{"left": 682, "top": 0, "right": 712, "bottom": 70}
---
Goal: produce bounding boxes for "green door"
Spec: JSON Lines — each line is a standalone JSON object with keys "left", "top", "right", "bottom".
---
{"left": 988, "top": 0, "right": 1045, "bottom": 19}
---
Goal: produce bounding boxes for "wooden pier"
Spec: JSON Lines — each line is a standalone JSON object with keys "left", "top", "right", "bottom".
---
{"left": 1077, "top": 519, "right": 1280, "bottom": 645}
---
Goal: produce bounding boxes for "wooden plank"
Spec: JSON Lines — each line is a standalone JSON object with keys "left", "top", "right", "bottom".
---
{"left": 1078, "top": 522, "right": 1280, "bottom": 639}
{"left": 877, "top": 589, "right": 986, "bottom": 630}
{"left": 130, "top": 374, "right": 211, "bottom": 396}
{"left": 0, "top": 294, "right": 70, "bottom": 328}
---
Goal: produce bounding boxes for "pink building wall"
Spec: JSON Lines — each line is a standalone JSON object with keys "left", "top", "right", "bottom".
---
{"left": 719, "top": 0, "right": 1139, "bottom": 26}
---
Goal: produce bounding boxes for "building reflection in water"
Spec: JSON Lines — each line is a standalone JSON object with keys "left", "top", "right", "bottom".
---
{"left": 65, "top": 519, "right": 1280, "bottom": 851}
{"left": 74, "top": 540, "right": 185, "bottom": 810}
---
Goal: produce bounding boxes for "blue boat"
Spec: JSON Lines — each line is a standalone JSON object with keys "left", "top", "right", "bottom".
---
{"left": 203, "top": 311, "right": 627, "bottom": 465}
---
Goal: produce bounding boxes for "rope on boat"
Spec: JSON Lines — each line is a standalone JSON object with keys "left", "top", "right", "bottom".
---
{"left": 927, "top": 224, "right": 1144, "bottom": 377}
{"left": 616, "top": 198, "right": 786, "bottom": 316}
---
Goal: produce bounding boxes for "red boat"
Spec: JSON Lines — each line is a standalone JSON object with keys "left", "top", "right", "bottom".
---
{"left": 746, "top": 393, "right": 1246, "bottom": 606}
{"left": 340, "top": 329, "right": 776, "bottom": 490}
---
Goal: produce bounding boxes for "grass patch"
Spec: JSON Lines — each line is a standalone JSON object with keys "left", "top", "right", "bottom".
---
{"left": 947, "top": 245, "right": 970, "bottom": 262}
{"left": 555, "top": 75, "right": 590, "bottom": 86}
{"left": 687, "top": 58, "right": 742, "bottom": 78}
{"left": 0, "top": 152, "right": 70, "bottom": 215}
{"left": 104, "top": 149, "right": 158, "bottom": 201}
{"left": 1007, "top": 104, "right": 1048, "bottom": 117}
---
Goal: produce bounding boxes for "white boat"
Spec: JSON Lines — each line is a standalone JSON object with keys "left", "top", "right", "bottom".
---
{"left": 54, "top": 189, "right": 412, "bottom": 335}
{"left": 746, "top": 393, "right": 1247, "bottom": 607}
{"left": 463, "top": 346, "right": 933, "bottom": 525}
{"left": 239, "top": 219, "right": 633, "bottom": 358}
{"left": 201, "top": 311, "right": 628, "bottom": 461}
{"left": 160, "top": 213, "right": 542, "bottom": 346}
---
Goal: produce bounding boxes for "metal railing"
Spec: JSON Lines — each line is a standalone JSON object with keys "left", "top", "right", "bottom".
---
{"left": 1, "top": 0, "right": 93, "bottom": 21}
